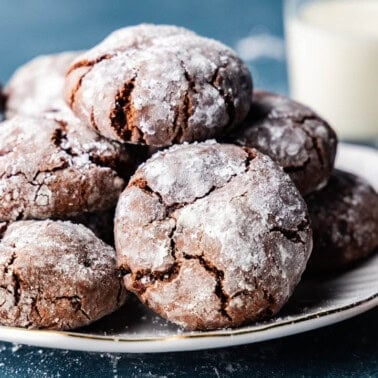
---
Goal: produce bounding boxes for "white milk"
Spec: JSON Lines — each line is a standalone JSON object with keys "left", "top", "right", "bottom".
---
{"left": 286, "top": 0, "right": 378, "bottom": 140}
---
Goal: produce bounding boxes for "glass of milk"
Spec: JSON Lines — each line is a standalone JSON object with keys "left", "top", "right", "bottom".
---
{"left": 285, "top": 0, "right": 378, "bottom": 143}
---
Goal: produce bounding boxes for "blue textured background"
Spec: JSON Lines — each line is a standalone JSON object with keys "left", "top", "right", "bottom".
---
{"left": 0, "top": 1, "right": 377, "bottom": 376}
{"left": 0, "top": 0, "right": 287, "bottom": 93}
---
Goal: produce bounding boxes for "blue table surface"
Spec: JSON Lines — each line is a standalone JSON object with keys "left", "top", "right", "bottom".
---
{"left": 0, "top": 0, "right": 377, "bottom": 376}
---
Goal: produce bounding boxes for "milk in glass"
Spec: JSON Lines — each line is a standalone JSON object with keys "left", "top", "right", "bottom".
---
{"left": 286, "top": 0, "right": 378, "bottom": 141}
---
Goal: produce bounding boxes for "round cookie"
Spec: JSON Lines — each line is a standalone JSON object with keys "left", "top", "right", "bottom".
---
{"left": 306, "top": 170, "right": 378, "bottom": 273}
{"left": 5, "top": 51, "right": 80, "bottom": 118}
{"left": 115, "top": 141, "right": 312, "bottom": 330}
{"left": 0, "top": 220, "right": 126, "bottom": 330}
{"left": 226, "top": 90, "right": 337, "bottom": 196}
{"left": 65, "top": 24, "right": 252, "bottom": 147}
{"left": 0, "top": 115, "right": 137, "bottom": 221}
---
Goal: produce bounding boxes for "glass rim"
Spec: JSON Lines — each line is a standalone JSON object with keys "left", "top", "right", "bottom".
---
{"left": 283, "top": 0, "right": 378, "bottom": 43}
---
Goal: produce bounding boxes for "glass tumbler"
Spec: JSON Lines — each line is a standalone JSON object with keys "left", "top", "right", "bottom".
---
{"left": 285, "top": 0, "right": 378, "bottom": 143}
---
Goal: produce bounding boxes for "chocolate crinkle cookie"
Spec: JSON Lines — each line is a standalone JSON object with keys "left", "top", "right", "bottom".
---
{"left": 226, "top": 90, "right": 337, "bottom": 196}
{"left": 65, "top": 24, "right": 252, "bottom": 147}
{"left": 0, "top": 115, "right": 137, "bottom": 221}
{"left": 306, "top": 170, "right": 378, "bottom": 273}
{"left": 5, "top": 51, "right": 80, "bottom": 119}
{"left": 0, "top": 220, "right": 126, "bottom": 330}
{"left": 115, "top": 141, "right": 312, "bottom": 330}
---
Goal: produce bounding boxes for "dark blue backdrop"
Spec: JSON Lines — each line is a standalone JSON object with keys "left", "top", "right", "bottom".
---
{"left": 0, "top": 0, "right": 287, "bottom": 93}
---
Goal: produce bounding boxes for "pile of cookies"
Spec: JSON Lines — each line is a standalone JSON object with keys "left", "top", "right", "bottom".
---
{"left": 0, "top": 24, "right": 377, "bottom": 331}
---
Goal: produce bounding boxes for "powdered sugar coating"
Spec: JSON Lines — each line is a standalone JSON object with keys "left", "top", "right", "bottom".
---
{"left": 0, "top": 115, "right": 136, "bottom": 221}
{"left": 5, "top": 52, "right": 81, "bottom": 118}
{"left": 227, "top": 90, "right": 337, "bottom": 196}
{"left": 306, "top": 170, "right": 378, "bottom": 272}
{"left": 115, "top": 142, "right": 312, "bottom": 330}
{"left": 65, "top": 24, "right": 252, "bottom": 146}
{"left": 0, "top": 220, "right": 126, "bottom": 330}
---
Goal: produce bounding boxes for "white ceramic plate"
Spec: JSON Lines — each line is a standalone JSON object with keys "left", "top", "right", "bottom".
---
{"left": 0, "top": 143, "right": 377, "bottom": 353}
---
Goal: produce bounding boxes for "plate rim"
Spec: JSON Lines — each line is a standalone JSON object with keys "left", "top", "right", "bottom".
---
{"left": 7, "top": 292, "right": 378, "bottom": 342}
{"left": 0, "top": 289, "right": 376, "bottom": 353}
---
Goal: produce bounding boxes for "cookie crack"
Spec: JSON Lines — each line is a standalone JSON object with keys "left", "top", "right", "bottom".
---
{"left": 0, "top": 294, "right": 8, "bottom": 307}
{"left": 172, "top": 59, "right": 197, "bottom": 144}
{"left": 66, "top": 54, "right": 114, "bottom": 75}
{"left": 129, "top": 177, "right": 164, "bottom": 205}
{"left": 1, "top": 251, "right": 22, "bottom": 306}
{"left": 207, "top": 64, "right": 236, "bottom": 131}
{"left": 131, "top": 263, "right": 182, "bottom": 296}
{"left": 270, "top": 219, "right": 309, "bottom": 244}
{"left": 292, "top": 118, "right": 326, "bottom": 168}
{"left": 129, "top": 149, "right": 256, "bottom": 219}
{"left": 30, "top": 297, "right": 42, "bottom": 321}
{"left": 0, "top": 170, "right": 29, "bottom": 181}
{"left": 54, "top": 295, "right": 91, "bottom": 321}
{"left": 242, "top": 147, "right": 257, "bottom": 170}
{"left": 110, "top": 75, "right": 144, "bottom": 143}
{"left": 0, "top": 222, "right": 8, "bottom": 239}
{"left": 51, "top": 121, "right": 79, "bottom": 160}
{"left": 125, "top": 150, "right": 257, "bottom": 302}
{"left": 67, "top": 54, "right": 114, "bottom": 107}
{"left": 124, "top": 218, "right": 180, "bottom": 295}
{"left": 90, "top": 107, "right": 100, "bottom": 133}
{"left": 3, "top": 251, "right": 16, "bottom": 274}
{"left": 52, "top": 121, "right": 129, "bottom": 178}
{"left": 182, "top": 253, "right": 232, "bottom": 321}
{"left": 12, "top": 271, "right": 21, "bottom": 306}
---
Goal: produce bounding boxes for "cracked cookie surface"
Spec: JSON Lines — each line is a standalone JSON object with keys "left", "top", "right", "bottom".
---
{"left": 225, "top": 90, "right": 337, "bottom": 196}
{"left": 65, "top": 24, "right": 253, "bottom": 147}
{"left": 0, "top": 115, "right": 137, "bottom": 221}
{"left": 115, "top": 141, "right": 312, "bottom": 330}
{"left": 306, "top": 170, "right": 378, "bottom": 273}
{"left": 5, "top": 51, "right": 81, "bottom": 118}
{"left": 0, "top": 220, "right": 126, "bottom": 330}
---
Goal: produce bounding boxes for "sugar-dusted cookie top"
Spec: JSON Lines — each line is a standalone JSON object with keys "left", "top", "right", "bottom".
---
{"left": 65, "top": 24, "right": 253, "bottom": 146}
{"left": 0, "top": 220, "right": 126, "bottom": 330}
{"left": 226, "top": 90, "right": 337, "bottom": 196}
{"left": 115, "top": 141, "right": 312, "bottom": 330}
{"left": 0, "top": 115, "right": 137, "bottom": 221}
{"left": 5, "top": 51, "right": 80, "bottom": 118}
